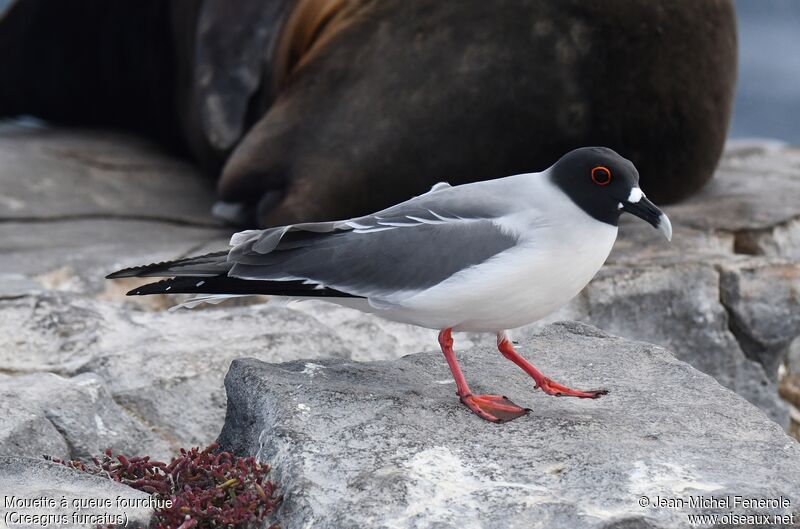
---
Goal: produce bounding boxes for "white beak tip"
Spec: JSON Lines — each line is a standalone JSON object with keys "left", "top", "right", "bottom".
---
{"left": 658, "top": 213, "right": 673, "bottom": 242}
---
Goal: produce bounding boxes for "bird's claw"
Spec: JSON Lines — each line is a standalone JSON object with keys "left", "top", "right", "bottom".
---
{"left": 460, "top": 394, "right": 530, "bottom": 423}
{"left": 535, "top": 377, "right": 608, "bottom": 398}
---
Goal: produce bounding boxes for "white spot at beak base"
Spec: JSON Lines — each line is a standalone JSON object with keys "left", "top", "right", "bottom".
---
{"left": 628, "top": 187, "right": 644, "bottom": 203}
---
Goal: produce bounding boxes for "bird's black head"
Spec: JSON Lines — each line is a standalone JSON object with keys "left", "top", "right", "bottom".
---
{"left": 548, "top": 147, "right": 672, "bottom": 240}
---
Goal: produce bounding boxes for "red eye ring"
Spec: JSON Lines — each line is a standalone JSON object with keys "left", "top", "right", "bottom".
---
{"left": 591, "top": 166, "right": 612, "bottom": 186}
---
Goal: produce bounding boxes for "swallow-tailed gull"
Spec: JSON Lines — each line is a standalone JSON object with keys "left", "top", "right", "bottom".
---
{"left": 108, "top": 147, "right": 672, "bottom": 423}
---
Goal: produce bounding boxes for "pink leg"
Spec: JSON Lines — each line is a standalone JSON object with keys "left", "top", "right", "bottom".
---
{"left": 438, "top": 328, "right": 528, "bottom": 423}
{"left": 497, "top": 333, "right": 608, "bottom": 398}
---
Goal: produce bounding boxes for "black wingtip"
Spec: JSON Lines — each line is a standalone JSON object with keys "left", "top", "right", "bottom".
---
{"left": 125, "top": 274, "right": 362, "bottom": 299}
{"left": 106, "top": 251, "right": 231, "bottom": 281}
{"left": 125, "top": 277, "right": 175, "bottom": 296}
{"left": 106, "top": 262, "right": 163, "bottom": 279}
{"left": 125, "top": 285, "right": 144, "bottom": 296}
{"left": 107, "top": 269, "right": 134, "bottom": 280}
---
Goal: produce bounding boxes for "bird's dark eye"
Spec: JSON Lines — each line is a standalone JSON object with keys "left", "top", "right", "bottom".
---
{"left": 591, "top": 166, "right": 612, "bottom": 186}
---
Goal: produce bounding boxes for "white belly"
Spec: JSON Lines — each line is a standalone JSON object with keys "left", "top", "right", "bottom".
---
{"left": 357, "top": 221, "right": 618, "bottom": 332}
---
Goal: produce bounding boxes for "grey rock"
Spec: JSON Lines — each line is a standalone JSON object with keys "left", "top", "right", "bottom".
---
{"left": 0, "top": 372, "right": 171, "bottom": 460}
{"left": 607, "top": 217, "right": 735, "bottom": 267}
{"left": 576, "top": 262, "right": 788, "bottom": 427}
{"left": 0, "top": 274, "right": 43, "bottom": 298}
{"left": 0, "top": 123, "right": 218, "bottom": 224}
{"left": 782, "top": 337, "right": 800, "bottom": 435}
{"left": 0, "top": 218, "right": 230, "bottom": 294}
{"left": 0, "top": 457, "right": 154, "bottom": 529}
{"left": 83, "top": 300, "right": 433, "bottom": 452}
{"left": 787, "top": 335, "right": 800, "bottom": 376}
{"left": 0, "top": 290, "right": 434, "bottom": 457}
{"left": 0, "top": 400, "right": 68, "bottom": 461}
{"left": 720, "top": 260, "right": 800, "bottom": 377}
{"left": 217, "top": 322, "right": 800, "bottom": 529}
{"left": 0, "top": 123, "right": 231, "bottom": 293}
{"left": 736, "top": 217, "right": 800, "bottom": 260}
{"left": 664, "top": 142, "right": 800, "bottom": 233}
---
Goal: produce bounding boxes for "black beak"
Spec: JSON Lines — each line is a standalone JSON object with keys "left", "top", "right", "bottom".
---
{"left": 621, "top": 195, "right": 672, "bottom": 241}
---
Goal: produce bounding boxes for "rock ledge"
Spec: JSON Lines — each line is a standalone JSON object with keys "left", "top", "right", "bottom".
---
{"left": 217, "top": 322, "right": 800, "bottom": 529}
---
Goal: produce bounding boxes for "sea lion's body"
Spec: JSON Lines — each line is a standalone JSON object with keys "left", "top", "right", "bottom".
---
{"left": 0, "top": 0, "right": 737, "bottom": 226}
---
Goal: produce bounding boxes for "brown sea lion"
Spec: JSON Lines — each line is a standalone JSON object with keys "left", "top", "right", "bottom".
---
{"left": 0, "top": 0, "right": 737, "bottom": 226}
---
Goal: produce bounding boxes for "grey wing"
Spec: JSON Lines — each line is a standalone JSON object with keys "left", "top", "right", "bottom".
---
{"left": 227, "top": 183, "right": 520, "bottom": 300}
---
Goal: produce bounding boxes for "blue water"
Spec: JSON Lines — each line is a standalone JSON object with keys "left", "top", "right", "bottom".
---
{"left": 732, "top": 0, "right": 800, "bottom": 142}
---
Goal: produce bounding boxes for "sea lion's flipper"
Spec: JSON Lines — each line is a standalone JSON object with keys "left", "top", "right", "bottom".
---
{"left": 193, "top": 0, "right": 294, "bottom": 152}
{"left": 194, "top": 0, "right": 361, "bottom": 155}
{"left": 216, "top": 0, "right": 374, "bottom": 227}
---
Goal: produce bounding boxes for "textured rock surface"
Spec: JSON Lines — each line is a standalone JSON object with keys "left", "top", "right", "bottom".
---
{"left": 0, "top": 372, "right": 171, "bottom": 460}
{"left": 781, "top": 337, "right": 800, "bottom": 439}
{"left": 1, "top": 124, "right": 800, "bottom": 461}
{"left": 0, "top": 286, "right": 437, "bottom": 460}
{"left": 0, "top": 122, "right": 230, "bottom": 293}
{"left": 664, "top": 142, "right": 800, "bottom": 233}
{"left": 217, "top": 322, "right": 800, "bottom": 529}
{"left": 0, "top": 457, "right": 154, "bottom": 529}
{"left": 0, "top": 123, "right": 217, "bottom": 224}
{"left": 570, "top": 260, "right": 787, "bottom": 426}
{"left": 719, "top": 260, "right": 800, "bottom": 377}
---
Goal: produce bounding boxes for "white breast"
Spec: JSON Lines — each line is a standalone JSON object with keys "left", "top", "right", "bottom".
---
{"left": 388, "top": 225, "right": 616, "bottom": 331}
